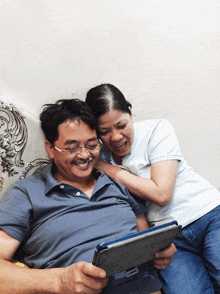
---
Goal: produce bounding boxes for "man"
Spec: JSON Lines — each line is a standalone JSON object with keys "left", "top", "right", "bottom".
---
{"left": 0, "top": 99, "right": 176, "bottom": 294}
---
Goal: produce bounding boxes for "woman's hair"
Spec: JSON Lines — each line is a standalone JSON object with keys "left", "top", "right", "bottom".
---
{"left": 85, "top": 84, "right": 132, "bottom": 119}
{"left": 40, "top": 99, "right": 98, "bottom": 144}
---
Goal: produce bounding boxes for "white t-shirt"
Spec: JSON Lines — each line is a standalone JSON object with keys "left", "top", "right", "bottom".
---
{"left": 100, "top": 119, "right": 220, "bottom": 228}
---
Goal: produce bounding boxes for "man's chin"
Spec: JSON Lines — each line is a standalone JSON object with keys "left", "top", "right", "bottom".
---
{"left": 73, "top": 163, "right": 95, "bottom": 174}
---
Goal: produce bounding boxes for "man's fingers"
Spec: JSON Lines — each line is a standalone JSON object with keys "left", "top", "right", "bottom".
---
{"left": 155, "top": 243, "right": 176, "bottom": 259}
{"left": 153, "top": 256, "right": 173, "bottom": 269}
{"left": 81, "top": 262, "right": 107, "bottom": 279}
{"left": 80, "top": 262, "right": 108, "bottom": 291}
{"left": 61, "top": 262, "right": 108, "bottom": 294}
{"left": 153, "top": 243, "right": 177, "bottom": 270}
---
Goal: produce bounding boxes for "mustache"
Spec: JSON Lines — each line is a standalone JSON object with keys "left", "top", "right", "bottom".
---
{"left": 71, "top": 156, "right": 93, "bottom": 165}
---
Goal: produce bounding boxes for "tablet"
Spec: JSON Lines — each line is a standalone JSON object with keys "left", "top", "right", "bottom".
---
{"left": 92, "top": 220, "right": 181, "bottom": 277}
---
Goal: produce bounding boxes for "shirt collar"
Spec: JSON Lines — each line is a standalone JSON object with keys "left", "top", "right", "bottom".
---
{"left": 42, "top": 163, "right": 60, "bottom": 195}
{"left": 42, "top": 163, "right": 113, "bottom": 195}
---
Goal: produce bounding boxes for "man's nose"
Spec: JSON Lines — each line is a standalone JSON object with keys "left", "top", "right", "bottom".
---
{"left": 76, "top": 147, "right": 91, "bottom": 157}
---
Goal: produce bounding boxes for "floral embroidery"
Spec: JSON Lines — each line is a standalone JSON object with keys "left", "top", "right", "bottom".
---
{"left": 0, "top": 101, "right": 49, "bottom": 195}
{"left": 0, "top": 102, "right": 28, "bottom": 178}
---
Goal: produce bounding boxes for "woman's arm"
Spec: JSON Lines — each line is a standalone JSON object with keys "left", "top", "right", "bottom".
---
{"left": 0, "top": 229, "right": 107, "bottom": 294}
{"left": 95, "top": 159, "right": 178, "bottom": 207}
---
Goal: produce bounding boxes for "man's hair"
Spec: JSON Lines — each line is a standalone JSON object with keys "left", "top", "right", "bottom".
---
{"left": 40, "top": 99, "right": 98, "bottom": 144}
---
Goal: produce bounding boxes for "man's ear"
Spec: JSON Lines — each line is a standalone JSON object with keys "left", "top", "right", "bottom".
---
{"left": 45, "top": 140, "right": 54, "bottom": 159}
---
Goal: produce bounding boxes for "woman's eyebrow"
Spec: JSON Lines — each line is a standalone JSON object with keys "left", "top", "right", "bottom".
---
{"left": 99, "top": 120, "right": 125, "bottom": 128}
{"left": 116, "top": 121, "right": 125, "bottom": 125}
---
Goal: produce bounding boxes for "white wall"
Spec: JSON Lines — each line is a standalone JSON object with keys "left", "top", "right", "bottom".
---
{"left": 1, "top": 0, "right": 220, "bottom": 189}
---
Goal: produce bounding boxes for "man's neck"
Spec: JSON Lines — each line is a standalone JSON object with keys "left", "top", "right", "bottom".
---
{"left": 54, "top": 173, "right": 96, "bottom": 198}
{"left": 73, "top": 176, "right": 96, "bottom": 197}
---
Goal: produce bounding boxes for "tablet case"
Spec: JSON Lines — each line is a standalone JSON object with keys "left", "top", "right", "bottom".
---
{"left": 92, "top": 220, "right": 181, "bottom": 277}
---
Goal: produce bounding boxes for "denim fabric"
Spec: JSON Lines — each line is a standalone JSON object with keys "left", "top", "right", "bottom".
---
{"left": 160, "top": 205, "right": 220, "bottom": 294}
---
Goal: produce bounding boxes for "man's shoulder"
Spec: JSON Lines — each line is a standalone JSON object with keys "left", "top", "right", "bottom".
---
{"left": 96, "top": 171, "right": 129, "bottom": 194}
{"left": 99, "top": 144, "right": 112, "bottom": 162}
{"left": 12, "top": 163, "right": 52, "bottom": 189}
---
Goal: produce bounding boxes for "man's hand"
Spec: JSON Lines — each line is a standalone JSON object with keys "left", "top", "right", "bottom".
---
{"left": 153, "top": 243, "right": 177, "bottom": 270}
{"left": 60, "top": 261, "right": 108, "bottom": 294}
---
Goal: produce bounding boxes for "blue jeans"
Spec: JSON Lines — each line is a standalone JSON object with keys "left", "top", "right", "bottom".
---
{"left": 160, "top": 205, "right": 220, "bottom": 294}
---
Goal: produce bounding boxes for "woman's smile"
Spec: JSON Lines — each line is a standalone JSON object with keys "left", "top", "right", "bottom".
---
{"left": 98, "top": 109, "right": 134, "bottom": 157}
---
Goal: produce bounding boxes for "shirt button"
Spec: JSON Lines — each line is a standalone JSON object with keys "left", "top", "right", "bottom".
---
{"left": 76, "top": 192, "right": 81, "bottom": 196}
{"left": 60, "top": 185, "right": 64, "bottom": 189}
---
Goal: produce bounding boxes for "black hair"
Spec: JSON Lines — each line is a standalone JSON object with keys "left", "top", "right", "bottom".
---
{"left": 40, "top": 99, "right": 98, "bottom": 144}
{"left": 85, "top": 84, "right": 132, "bottom": 119}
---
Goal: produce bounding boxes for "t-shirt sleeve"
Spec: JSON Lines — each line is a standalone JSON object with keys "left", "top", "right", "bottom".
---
{"left": 0, "top": 183, "right": 32, "bottom": 242}
{"left": 148, "top": 120, "right": 182, "bottom": 164}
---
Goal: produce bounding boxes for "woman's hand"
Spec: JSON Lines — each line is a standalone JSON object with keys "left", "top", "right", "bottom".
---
{"left": 95, "top": 158, "right": 107, "bottom": 173}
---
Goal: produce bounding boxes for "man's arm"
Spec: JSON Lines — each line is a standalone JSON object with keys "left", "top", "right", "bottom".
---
{"left": 0, "top": 229, "right": 108, "bottom": 294}
{"left": 136, "top": 214, "right": 149, "bottom": 231}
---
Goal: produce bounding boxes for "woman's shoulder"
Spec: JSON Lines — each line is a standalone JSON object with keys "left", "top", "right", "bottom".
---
{"left": 134, "top": 118, "right": 172, "bottom": 128}
{"left": 134, "top": 119, "right": 174, "bottom": 135}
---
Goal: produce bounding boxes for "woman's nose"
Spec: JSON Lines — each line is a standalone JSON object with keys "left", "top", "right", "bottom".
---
{"left": 110, "top": 130, "right": 123, "bottom": 141}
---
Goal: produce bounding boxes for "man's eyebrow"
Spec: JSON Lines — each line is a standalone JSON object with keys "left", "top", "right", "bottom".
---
{"left": 64, "top": 140, "right": 78, "bottom": 146}
{"left": 64, "top": 137, "right": 98, "bottom": 145}
{"left": 87, "top": 137, "right": 99, "bottom": 142}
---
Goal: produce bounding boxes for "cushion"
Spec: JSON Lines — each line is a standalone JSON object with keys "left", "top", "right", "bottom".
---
{"left": 0, "top": 100, "right": 50, "bottom": 201}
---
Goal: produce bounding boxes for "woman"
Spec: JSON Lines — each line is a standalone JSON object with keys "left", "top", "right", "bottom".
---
{"left": 86, "top": 83, "right": 220, "bottom": 294}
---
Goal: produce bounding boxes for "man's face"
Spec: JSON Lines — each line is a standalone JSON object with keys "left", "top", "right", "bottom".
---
{"left": 46, "top": 119, "right": 99, "bottom": 184}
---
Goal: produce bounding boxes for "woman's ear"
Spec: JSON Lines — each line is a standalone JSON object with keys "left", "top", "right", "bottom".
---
{"left": 45, "top": 140, "right": 54, "bottom": 160}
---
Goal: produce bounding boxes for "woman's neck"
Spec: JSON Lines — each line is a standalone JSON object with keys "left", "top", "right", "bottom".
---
{"left": 112, "top": 153, "right": 123, "bottom": 165}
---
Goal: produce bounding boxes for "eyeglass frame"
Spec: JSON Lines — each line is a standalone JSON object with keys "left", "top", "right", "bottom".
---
{"left": 53, "top": 140, "right": 101, "bottom": 156}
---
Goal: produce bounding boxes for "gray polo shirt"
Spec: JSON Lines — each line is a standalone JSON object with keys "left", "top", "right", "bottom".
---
{"left": 0, "top": 164, "right": 145, "bottom": 269}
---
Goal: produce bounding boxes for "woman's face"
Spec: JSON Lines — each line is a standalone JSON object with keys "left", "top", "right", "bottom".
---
{"left": 98, "top": 109, "right": 134, "bottom": 157}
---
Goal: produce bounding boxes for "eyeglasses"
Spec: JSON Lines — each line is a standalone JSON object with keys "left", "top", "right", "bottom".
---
{"left": 53, "top": 140, "right": 101, "bottom": 156}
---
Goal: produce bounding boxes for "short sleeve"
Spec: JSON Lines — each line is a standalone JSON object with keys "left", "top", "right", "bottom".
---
{"left": 148, "top": 120, "right": 182, "bottom": 164}
{"left": 0, "top": 183, "right": 32, "bottom": 242}
{"left": 110, "top": 178, "right": 147, "bottom": 216}
{"left": 129, "top": 194, "right": 147, "bottom": 216}
{"left": 124, "top": 188, "right": 146, "bottom": 216}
